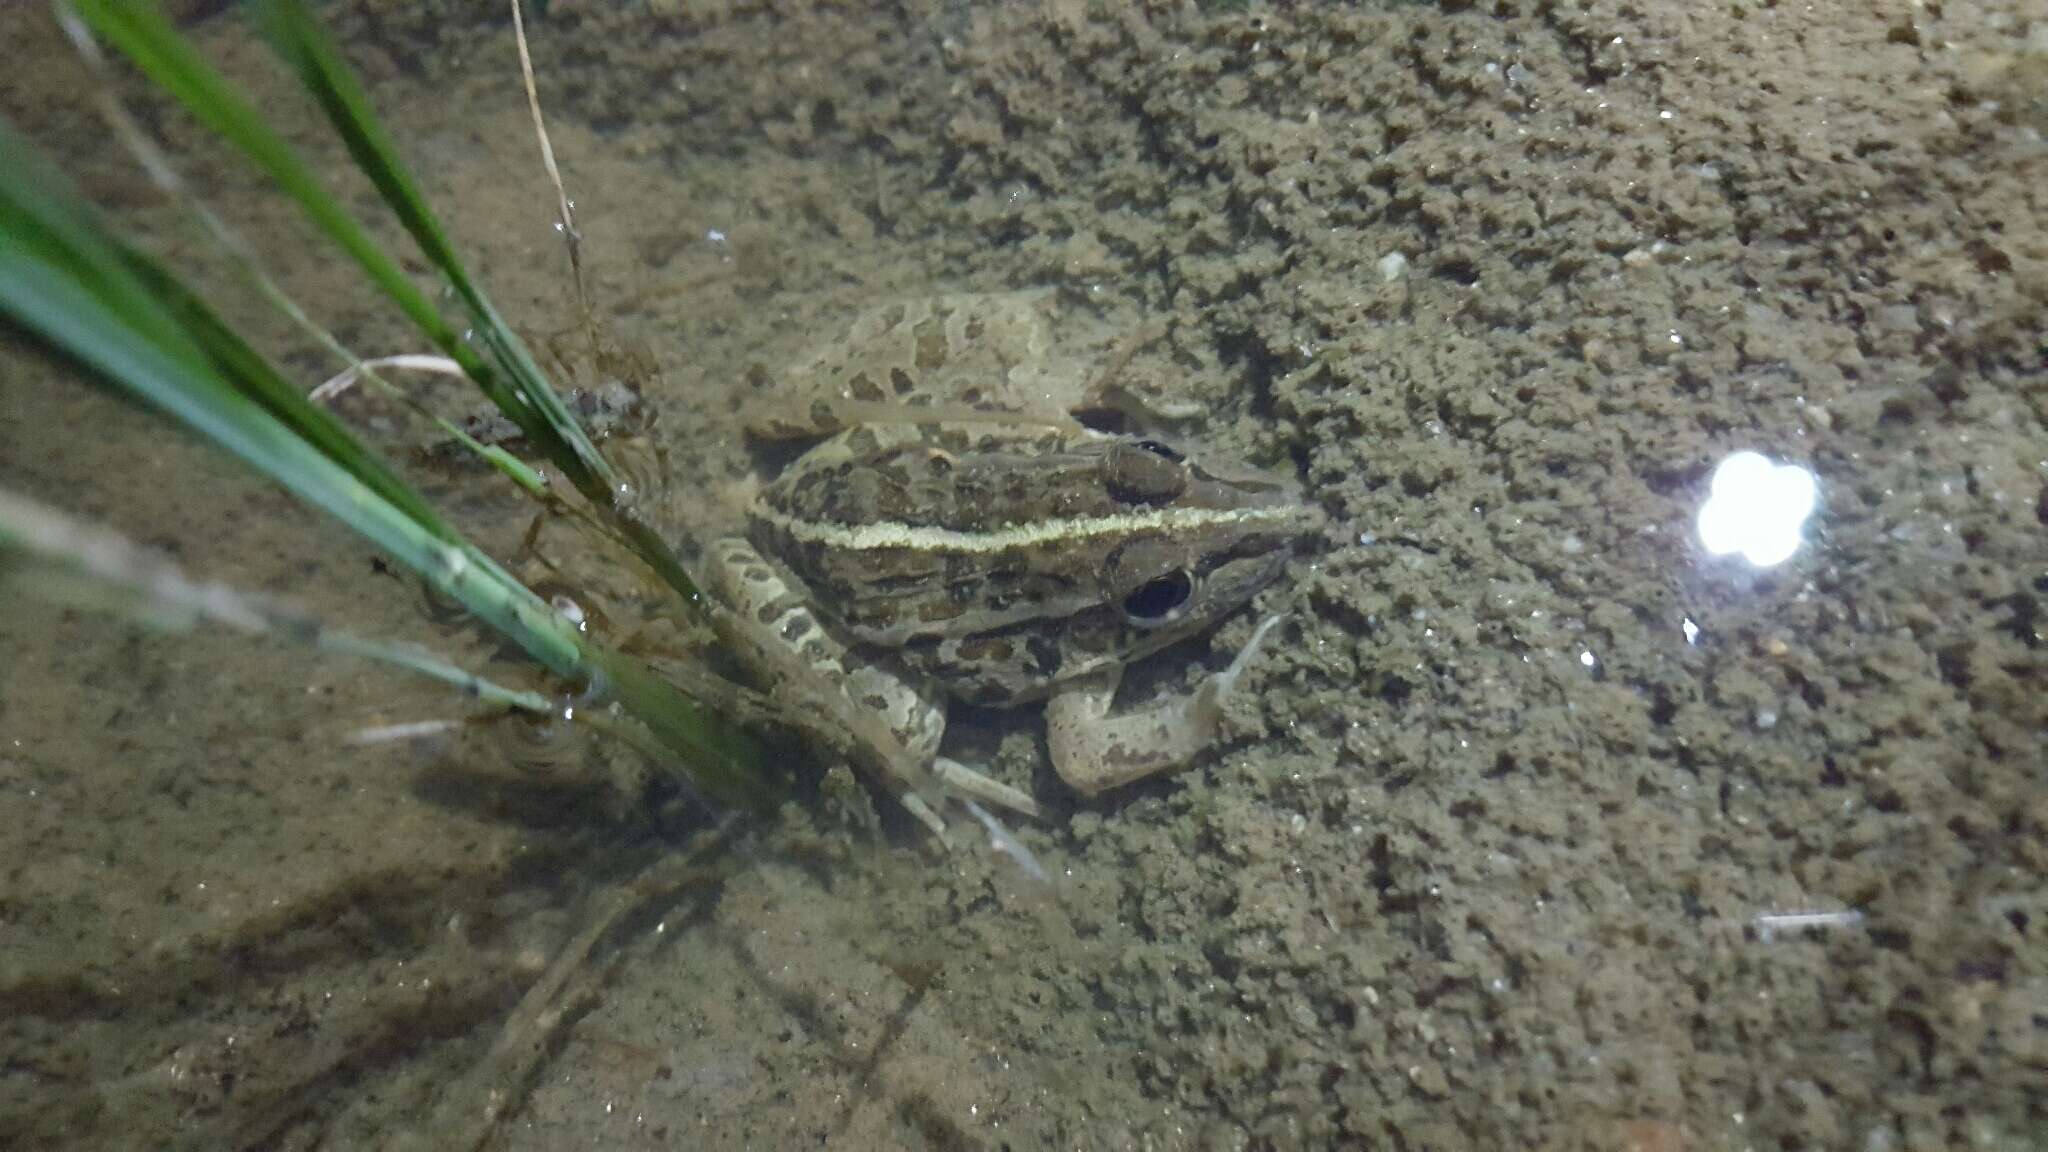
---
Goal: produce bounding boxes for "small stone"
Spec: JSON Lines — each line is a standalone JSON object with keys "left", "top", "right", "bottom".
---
{"left": 1378, "top": 252, "right": 1409, "bottom": 281}
{"left": 1059, "top": 230, "right": 1116, "bottom": 280}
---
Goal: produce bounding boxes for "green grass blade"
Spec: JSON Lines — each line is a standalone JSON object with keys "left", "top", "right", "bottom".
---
{"left": 245, "top": 0, "right": 618, "bottom": 488}
{"left": 244, "top": 0, "right": 714, "bottom": 612}
{"left": 57, "top": 5, "right": 561, "bottom": 513}
{"left": 60, "top": 1, "right": 483, "bottom": 383}
{"left": 67, "top": 0, "right": 712, "bottom": 613}
{"left": 3, "top": 119, "right": 455, "bottom": 547}
{"left": 0, "top": 188, "right": 580, "bottom": 682}
{"left": 112, "top": 239, "right": 463, "bottom": 540}
{"left": 0, "top": 125, "right": 779, "bottom": 811}
{"left": 60, "top": 0, "right": 592, "bottom": 509}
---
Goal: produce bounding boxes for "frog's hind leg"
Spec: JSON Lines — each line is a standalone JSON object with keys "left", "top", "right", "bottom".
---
{"left": 1046, "top": 616, "right": 1284, "bottom": 796}
{"left": 705, "top": 538, "right": 1028, "bottom": 833}
{"left": 743, "top": 292, "right": 1093, "bottom": 441}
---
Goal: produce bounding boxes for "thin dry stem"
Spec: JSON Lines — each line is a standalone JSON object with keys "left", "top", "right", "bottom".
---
{"left": 345, "top": 718, "right": 465, "bottom": 745}
{"left": 309, "top": 353, "right": 465, "bottom": 401}
{"left": 510, "top": 0, "right": 590, "bottom": 324}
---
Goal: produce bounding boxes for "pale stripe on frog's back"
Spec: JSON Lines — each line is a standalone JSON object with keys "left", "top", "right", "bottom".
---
{"left": 748, "top": 420, "right": 1319, "bottom": 703}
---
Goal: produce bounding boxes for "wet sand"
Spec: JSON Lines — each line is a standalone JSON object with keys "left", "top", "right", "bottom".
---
{"left": 2, "top": 2, "right": 2042, "bottom": 1148}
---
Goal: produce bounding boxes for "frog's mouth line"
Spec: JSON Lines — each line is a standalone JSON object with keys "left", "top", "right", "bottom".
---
{"left": 757, "top": 503, "right": 1314, "bottom": 555}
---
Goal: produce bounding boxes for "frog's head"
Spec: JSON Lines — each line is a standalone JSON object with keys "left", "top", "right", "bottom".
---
{"left": 1083, "top": 435, "right": 1324, "bottom": 661}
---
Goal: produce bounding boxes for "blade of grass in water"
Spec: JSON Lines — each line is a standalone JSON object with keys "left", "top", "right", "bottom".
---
{"left": 55, "top": 5, "right": 554, "bottom": 503}
{"left": 0, "top": 126, "right": 778, "bottom": 811}
{"left": 63, "top": 0, "right": 709, "bottom": 616}
{"left": 0, "top": 487, "right": 556, "bottom": 716}
{"left": 243, "top": 0, "right": 607, "bottom": 474}
{"left": 248, "top": 0, "right": 715, "bottom": 612}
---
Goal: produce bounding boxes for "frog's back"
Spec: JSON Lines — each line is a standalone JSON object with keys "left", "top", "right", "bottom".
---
{"left": 751, "top": 422, "right": 1122, "bottom": 647}
{"left": 750, "top": 421, "right": 1317, "bottom": 705}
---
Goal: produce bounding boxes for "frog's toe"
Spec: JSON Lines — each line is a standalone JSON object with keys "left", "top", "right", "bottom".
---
{"left": 931, "top": 757, "right": 1042, "bottom": 819}
{"left": 1210, "top": 614, "right": 1286, "bottom": 706}
{"left": 898, "top": 791, "right": 952, "bottom": 843}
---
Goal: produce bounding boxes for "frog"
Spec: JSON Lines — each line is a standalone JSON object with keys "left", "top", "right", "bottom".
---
{"left": 702, "top": 291, "right": 1322, "bottom": 838}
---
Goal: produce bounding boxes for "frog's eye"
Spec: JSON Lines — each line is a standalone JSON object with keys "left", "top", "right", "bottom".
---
{"left": 1105, "top": 441, "right": 1189, "bottom": 504}
{"left": 1122, "top": 569, "right": 1193, "bottom": 623}
{"left": 1133, "top": 438, "right": 1185, "bottom": 462}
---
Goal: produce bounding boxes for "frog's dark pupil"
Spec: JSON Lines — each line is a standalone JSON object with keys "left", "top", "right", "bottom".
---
{"left": 1134, "top": 438, "right": 1184, "bottom": 462}
{"left": 1124, "top": 570, "right": 1193, "bottom": 619}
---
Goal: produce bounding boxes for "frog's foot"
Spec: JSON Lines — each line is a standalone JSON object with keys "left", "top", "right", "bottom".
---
{"left": 1046, "top": 615, "right": 1284, "bottom": 795}
{"left": 897, "top": 792, "right": 953, "bottom": 844}
{"left": 1074, "top": 317, "right": 1208, "bottom": 429}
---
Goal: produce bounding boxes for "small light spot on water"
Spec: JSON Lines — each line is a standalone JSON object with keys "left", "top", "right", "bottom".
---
{"left": 1697, "top": 451, "right": 1817, "bottom": 568}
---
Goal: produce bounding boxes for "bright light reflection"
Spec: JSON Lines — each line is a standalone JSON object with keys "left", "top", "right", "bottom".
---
{"left": 1697, "top": 451, "right": 1817, "bottom": 569}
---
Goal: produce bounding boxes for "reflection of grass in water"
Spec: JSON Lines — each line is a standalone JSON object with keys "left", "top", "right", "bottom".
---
{"left": 0, "top": 0, "right": 784, "bottom": 811}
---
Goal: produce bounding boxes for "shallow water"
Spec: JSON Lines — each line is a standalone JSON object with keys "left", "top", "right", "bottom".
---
{"left": 2, "top": 3, "right": 2043, "bottom": 1149}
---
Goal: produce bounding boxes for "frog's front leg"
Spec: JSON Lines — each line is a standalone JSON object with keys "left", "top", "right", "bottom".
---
{"left": 1046, "top": 616, "right": 1284, "bottom": 795}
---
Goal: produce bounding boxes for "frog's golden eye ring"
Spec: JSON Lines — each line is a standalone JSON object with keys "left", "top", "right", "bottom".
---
{"left": 1122, "top": 569, "right": 1194, "bottom": 625}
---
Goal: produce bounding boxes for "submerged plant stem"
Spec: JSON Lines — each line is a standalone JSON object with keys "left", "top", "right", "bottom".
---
{"left": 0, "top": 488, "right": 555, "bottom": 716}
{"left": 510, "top": 0, "right": 588, "bottom": 321}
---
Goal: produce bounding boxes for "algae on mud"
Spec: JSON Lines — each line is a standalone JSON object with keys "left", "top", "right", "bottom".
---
{"left": 3, "top": 1, "right": 2045, "bottom": 1150}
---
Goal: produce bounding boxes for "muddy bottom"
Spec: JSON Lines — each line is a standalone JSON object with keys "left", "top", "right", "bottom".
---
{"left": 1, "top": 2, "right": 2042, "bottom": 1150}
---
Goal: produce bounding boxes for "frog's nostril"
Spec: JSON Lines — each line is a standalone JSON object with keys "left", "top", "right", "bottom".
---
{"left": 1123, "top": 569, "right": 1193, "bottom": 622}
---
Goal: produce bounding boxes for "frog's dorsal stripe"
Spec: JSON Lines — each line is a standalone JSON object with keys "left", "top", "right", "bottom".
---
{"left": 760, "top": 504, "right": 1308, "bottom": 555}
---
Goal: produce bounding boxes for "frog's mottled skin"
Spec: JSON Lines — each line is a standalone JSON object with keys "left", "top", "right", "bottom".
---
{"left": 706, "top": 293, "right": 1320, "bottom": 835}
